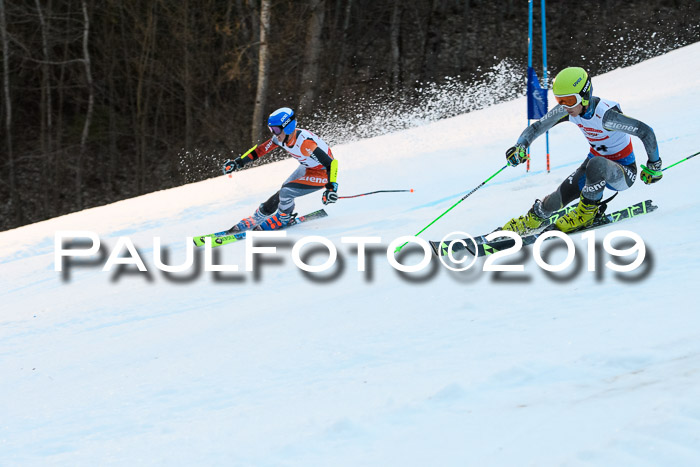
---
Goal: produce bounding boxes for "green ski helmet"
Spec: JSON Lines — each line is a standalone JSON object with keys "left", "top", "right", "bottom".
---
{"left": 552, "top": 67, "right": 592, "bottom": 108}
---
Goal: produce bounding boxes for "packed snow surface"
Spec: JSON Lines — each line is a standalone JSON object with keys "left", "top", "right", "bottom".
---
{"left": 2, "top": 43, "right": 700, "bottom": 466}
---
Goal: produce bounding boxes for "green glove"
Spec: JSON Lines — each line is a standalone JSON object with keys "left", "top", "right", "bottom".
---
{"left": 505, "top": 144, "right": 528, "bottom": 167}
{"left": 641, "top": 159, "right": 663, "bottom": 185}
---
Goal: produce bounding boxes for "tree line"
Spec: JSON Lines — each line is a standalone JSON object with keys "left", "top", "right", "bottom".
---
{"left": 1, "top": 0, "right": 698, "bottom": 231}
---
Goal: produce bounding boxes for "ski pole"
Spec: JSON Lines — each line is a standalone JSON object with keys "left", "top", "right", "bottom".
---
{"left": 394, "top": 164, "right": 509, "bottom": 253}
{"left": 661, "top": 150, "right": 700, "bottom": 172}
{"left": 339, "top": 189, "right": 414, "bottom": 199}
{"left": 225, "top": 145, "right": 258, "bottom": 178}
{"left": 641, "top": 150, "right": 699, "bottom": 179}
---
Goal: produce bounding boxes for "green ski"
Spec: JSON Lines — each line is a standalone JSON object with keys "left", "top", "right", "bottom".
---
{"left": 193, "top": 209, "right": 328, "bottom": 248}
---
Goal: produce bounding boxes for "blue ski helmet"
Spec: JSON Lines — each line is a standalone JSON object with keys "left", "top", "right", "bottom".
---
{"left": 268, "top": 107, "right": 297, "bottom": 136}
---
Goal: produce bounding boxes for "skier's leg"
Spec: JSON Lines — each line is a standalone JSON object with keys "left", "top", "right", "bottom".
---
{"left": 255, "top": 167, "right": 328, "bottom": 231}
{"left": 277, "top": 167, "right": 328, "bottom": 214}
{"left": 259, "top": 191, "right": 280, "bottom": 216}
{"left": 228, "top": 190, "right": 283, "bottom": 232}
{"left": 501, "top": 160, "right": 587, "bottom": 234}
{"left": 539, "top": 159, "right": 589, "bottom": 216}
{"left": 581, "top": 157, "right": 636, "bottom": 201}
{"left": 555, "top": 158, "right": 636, "bottom": 232}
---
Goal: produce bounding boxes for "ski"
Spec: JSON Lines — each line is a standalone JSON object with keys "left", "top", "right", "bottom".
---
{"left": 428, "top": 203, "right": 576, "bottom": 257}
{"left": 192, "top": 209, "right": 328, "bottom": 248}
{"left": 430, "top": 200, "right": 657, "bottom": 258}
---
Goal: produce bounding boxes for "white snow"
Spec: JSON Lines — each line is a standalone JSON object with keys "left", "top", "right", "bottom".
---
{"left": 2, "top": 43, "right": 700, "bottom": 466}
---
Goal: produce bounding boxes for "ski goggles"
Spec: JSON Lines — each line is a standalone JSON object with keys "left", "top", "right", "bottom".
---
{"left": 268, "top": 125, "right": 284, "bottom": 135}
{"left": 554, "top": 93, "right": 583, "bottom": 109}
{"left": 268, "top": 115, "right": 296, "bottom": 136}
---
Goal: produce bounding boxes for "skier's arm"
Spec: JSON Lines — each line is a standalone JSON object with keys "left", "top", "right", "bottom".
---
{"left": 239, "top": 138, "right": 280, "bottom": 165}
{"left": 315, "top": 148, "right": 338, "bottom": 185}
{"left": 516, "top": 105, "right": 569, "bottom": 148}
{"left": 223, "top": 138, "right": 279, "bottom": 173}
{"left": 602, "top": 110, "right": 660, "bottom": 162}
{"left": 506, "top": 106, "right": 568, "bottom": 166}
{"left": 300, "top": 139, "right": 338, "bottom": 184}
{"left": 300, "top": 138, "right": 339, "bottom": 204}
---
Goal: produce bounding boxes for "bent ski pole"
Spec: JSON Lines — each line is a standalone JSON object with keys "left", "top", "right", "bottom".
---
{"left": 339, "top": 189, "right": 414, "bottom": 199}
{"left": 394, "top": 164, "right": 509, "bottom": 253}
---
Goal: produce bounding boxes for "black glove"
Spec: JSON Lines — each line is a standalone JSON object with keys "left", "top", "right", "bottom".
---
{"left": 641, "top": 159, "right": 663, "bottom": 185}
{"left": 222, "top": 158, "right": 243, "bottom": 175}
{"left": 505, "top": 144, "right": 528, "bottom": 167}
{"left": 322, "top": 182, "right": 338, "bottom": 205}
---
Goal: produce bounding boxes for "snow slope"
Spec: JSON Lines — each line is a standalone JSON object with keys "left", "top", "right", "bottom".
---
{"left": 2, "top": 43, "right": 700, "bottom": 466}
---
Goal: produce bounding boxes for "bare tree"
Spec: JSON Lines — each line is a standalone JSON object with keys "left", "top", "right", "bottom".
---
{"left": 35, "top": 0, "right": 54, "bottom": 154}
{"left": 54, "top": 0, "right": 73, "bottom": 159}
{"left": 420, "top": 0, "right": 446, "bottom": 84}
{"left": 34, "top": 0, "right": 54, "bottom": 215}
{"left": 459, "top": 0, "right": 472, "bottom": 72}
{"left": 77, "top": 0, "right": 94, "bottom": 209}
{"left": 0, "top": 0, "right": 21, "bottom": 223}
{"left": 298, "top": 0, "right": 326, "bottom": 112}
{"left": 182, "top": 0, "right": 193, "bottom": 150}
{"left": 390, "top": 2, "right": 403, "bottom": 91}
{"left": 333, "top": 0, "right": 353, "bottom": 98}
{"left": 0, "top": 0, "right": 11, "bottom": 164}
{"left": 251, "top": 0, "right": 270, "bottom": 145}
{"left": 132, "top": 2, "right": 158, "bottom": 194}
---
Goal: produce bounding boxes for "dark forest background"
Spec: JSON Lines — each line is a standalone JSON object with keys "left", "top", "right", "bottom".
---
{"left": 1, "top": 0, "right": 698, "bottom": 231}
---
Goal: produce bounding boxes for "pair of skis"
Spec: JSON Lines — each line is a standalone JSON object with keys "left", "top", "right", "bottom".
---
{"left": 192, "top": 209, "right": 328, "bottom": 248}
{"left": 191, "top": 199, "right": 657, "bottom": 254}
{"left": 429, "top": 199, "right": 658, "bottom": 258}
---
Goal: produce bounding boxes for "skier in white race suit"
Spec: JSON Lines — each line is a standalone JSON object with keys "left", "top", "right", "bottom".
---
{"left": 501, "top": 66, "right": 662, "bottom": 234}
{"left": 223, "top": 107, "right": 339, "bottom": 231}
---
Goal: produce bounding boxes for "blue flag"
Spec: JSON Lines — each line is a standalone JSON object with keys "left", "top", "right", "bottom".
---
{"left": 527, "top": 67, "right": 548, "bottom": 120}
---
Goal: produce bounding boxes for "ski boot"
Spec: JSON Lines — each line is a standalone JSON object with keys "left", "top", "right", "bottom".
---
{"left": 253, "top": 210, "right": 296, "bottom": 231}
{"left": 228, "top": 207, "right": 268, "bottom": 233}
{"left": 555, "top": 196, "right": 599, "bottom": 233}
{"left": 500, "top": 208, "right": 545, "bottom": 236}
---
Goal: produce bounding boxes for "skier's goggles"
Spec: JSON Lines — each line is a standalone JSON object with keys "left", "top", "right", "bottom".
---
{"left": 268, "top": 115, "right": 296, "bottom": 136}
{"left": 554, "top": 93, "right": 582, "bottom": 108}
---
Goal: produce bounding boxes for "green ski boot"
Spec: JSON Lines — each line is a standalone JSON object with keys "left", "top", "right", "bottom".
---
{"left": 556, "top": 196, "right": 600, "bottom": 233}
